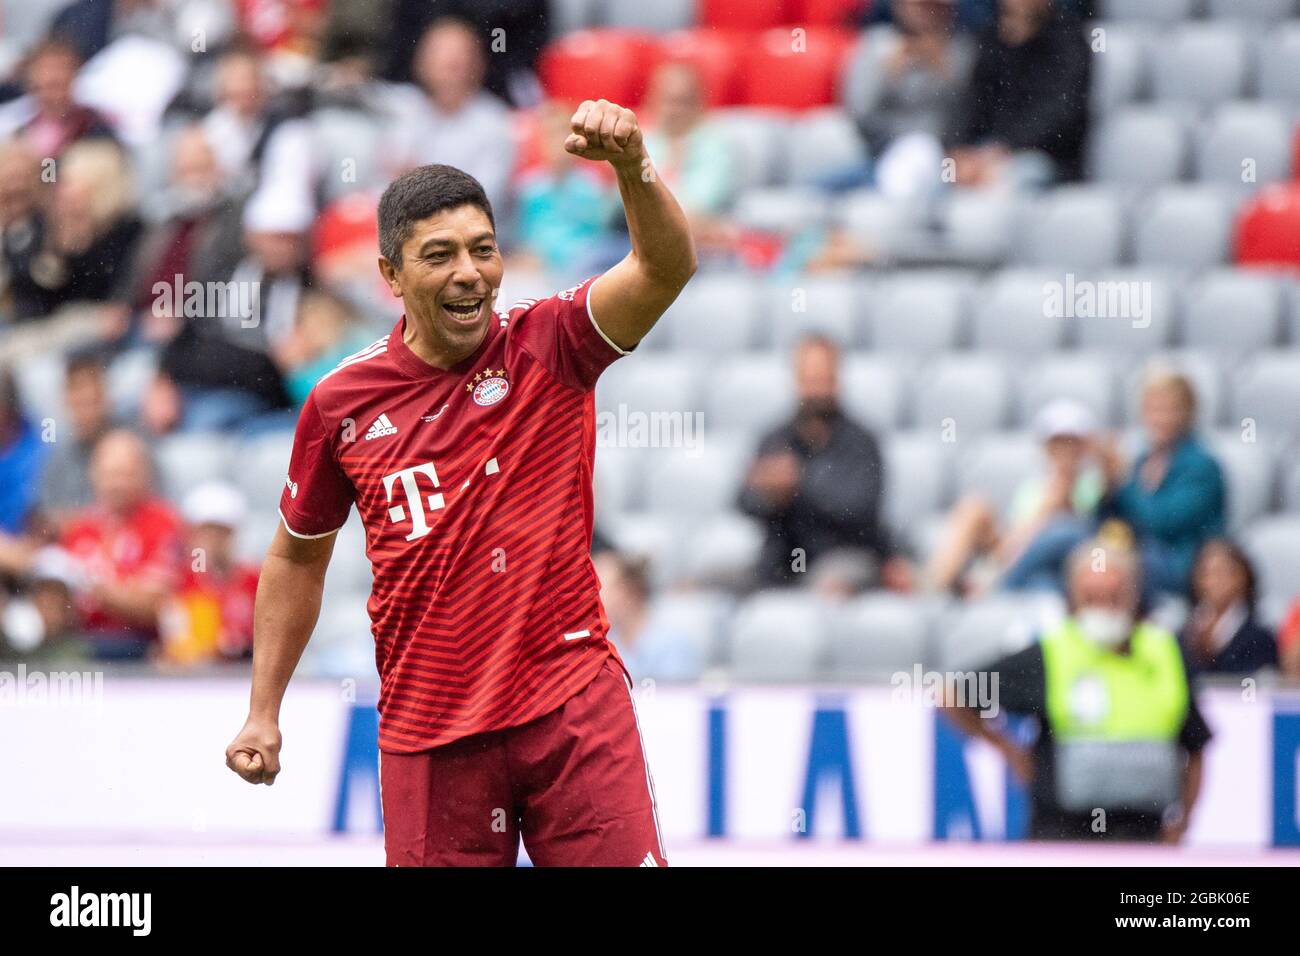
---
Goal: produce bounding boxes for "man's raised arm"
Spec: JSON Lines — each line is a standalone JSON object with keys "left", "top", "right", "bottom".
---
{"left": 224, "top": 523, "right": 336, "bottom": 785}
{"left": 565, "top": 98, "right": 698, "bottom": 351}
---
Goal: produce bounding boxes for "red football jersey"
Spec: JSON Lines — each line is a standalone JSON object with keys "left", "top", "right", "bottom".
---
{"left": 279, "top": 276, "right": 629, "bottom": 752}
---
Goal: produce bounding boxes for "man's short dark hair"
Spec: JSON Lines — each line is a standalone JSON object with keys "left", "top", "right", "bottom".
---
{"left": 377, "top": 164, "right": 495, "bottom": 267}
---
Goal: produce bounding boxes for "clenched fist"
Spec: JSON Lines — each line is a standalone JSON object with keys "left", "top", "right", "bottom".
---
{"left": 225, "top": 715, "right": 283, "bottom": 786}
{"left": 565, "top": 99, "right": 645, "bottom": 170}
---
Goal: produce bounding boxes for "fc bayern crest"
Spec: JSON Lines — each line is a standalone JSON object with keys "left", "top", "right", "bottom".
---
{"left": 471, "top": 373, "right": 510, "bottom": 406}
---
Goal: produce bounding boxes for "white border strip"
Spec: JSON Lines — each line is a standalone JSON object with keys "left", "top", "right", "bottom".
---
{"left": 279, "top": 509, "right": 343, "bottom": 540}
{"left": 585, "top": 275, "right": 631, "bottom": 356}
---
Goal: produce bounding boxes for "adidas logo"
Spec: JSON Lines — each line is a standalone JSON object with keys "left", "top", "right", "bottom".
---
{"left": 364, "top": 413, "right": 398, "bottom": 440}
{"left": 639, "top": 852, "right": 659, "bottom": 867}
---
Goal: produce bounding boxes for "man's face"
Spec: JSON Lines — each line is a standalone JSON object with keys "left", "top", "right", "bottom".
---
{"left": 1070, "top": 562, "right": 1136, "bottom": 614}
{"left": 416, "top": 26, "right": 483, "bottom": 106}
{"left": 999, "top": 0, "right": 1049, "bottom": 45}
{"left": 1141, "top": 385, "right": 1190, "bottom": 449}
{"left": 381, "top": 204, "right": 503, "bottom": 360}
{"left": 26, "top": 49, "right": 77, "bottom": 116}
{"left": 794, "top": 341, "right": 840, "bottom": 416}
{"left": 65, "top": 367, "right": 109, "bottom": 440}
{"left": 90, "top": 434, "right": 152, "bottom": 514}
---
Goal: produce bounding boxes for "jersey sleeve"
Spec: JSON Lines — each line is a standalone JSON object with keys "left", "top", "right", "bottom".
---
{"left": 511, "top": 274, "right": 631, "bottom": 392}
{"left": 278, "top": 390, "right": 354, "bottom": 538}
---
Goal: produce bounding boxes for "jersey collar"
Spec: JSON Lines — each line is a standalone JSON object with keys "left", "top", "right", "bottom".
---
{"left": 387, "top": 313, "right": 499, "bottom": 380}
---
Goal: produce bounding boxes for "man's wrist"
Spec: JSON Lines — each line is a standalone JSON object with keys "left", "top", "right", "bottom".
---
{"left": 611, "top": 148, "right": 651, "bottom": 179}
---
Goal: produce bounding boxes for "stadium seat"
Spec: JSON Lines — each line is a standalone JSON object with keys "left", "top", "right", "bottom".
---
{"left": 306, "top": 591, "right": 376, "bottom": 677}
{"left": 1196, "top": 103, "right": 1293, "bottom": 187}
{"left": 1133, "top": 186, "right": 1232, "bottom": 270}
{"left": 595, "top": 354, "right": 703, "bottom": 419}
{"left": 970, "top": 270, "right": 1070, "bottom": 353}
{"left": 1256, "top": 22, "right": 1300, "bottom": 103}
{"left": 882, "top": 432, "right": 953, "bottom": 531}
{"left": 953, "top": 431, "right": 1041, "bottom": 516}
{"left": 840, "top": 352, "right": 910, "bottom": 431}
{"left": 1242, "top": 514, "right": 1300, "bottom": 605}
{"left": 738, "top": 27, "right": 854, "bottom": 110}
{"left": 644, "top": 589, "right": 737, "bottom": 669}
{"left": 912, "top": 354, "right": 1011, "bottom": 437}
{"left": 1121, "top": 351, "right": 1226, "bottom": 428}
{"left": 235, "top": 432, "right": 295, "bottom": 516}
{"left": 1099, "top": 0, "right": 1199, "bottom": 21}
{"left": 1231, "top": 350, "right": 1300, "bottom": 437}
{"left": 12, "top": 352, "right": 64, "bottom": 426}
{"left": 106, "top": 348, "right": 158, "bottom": 420}
{"left": 1205, "top": 429, "right": 1279, "bottom": 530}
{"left": 1016, "top": 187, "right": 1125, "bottom": 270}
{"left": 660, "top": 272, "right": 767, "bottom": 351}
{"left": 1088, "top": 108, "right": 1188, "bottom": 187}
{"left": 942, "top": 192, "right": 1023, "bottom": 265}
{"left": 603, "top": 0, "right": 697, "bottom": 32}
{"left": 705, "top": 354, "right": 794, "bottom": 432}
{"left": 1234, "top": 183, "right": 1300, "bottom": 266}
{"left": 1150, "top": 23, "right": 1250, "bottom": 108}
{"left": 154, "top": 434, "right": 236, "bottom": 502}
{"left": 537, "top": 29, "right": 659, "bottom": 107}
{"left": 786, "top": 109, "right": 868, "bottom": 186}
{"left": 311, "top": 108, "right": 386, "bottom": 201}
{"left": 935, "top": 594, "right": 1064, "bottom": 672}
{"left": 711, "top": 108, "right": 790, "bottom": 190}
{"left": 657, "top": 29, "right": 745, "bottom": 107}
{"left": 868, "top": 273, "right": 968, "bottom": 353}
{"left": 733, "top": 187, "right": 830, "bottom": 235}
{"left": 1071, "top": 270, "right": 1176, "bottom": 354}
{"left": 594, "top": 444, "right": 648, "bottom": 514}
{"left": 835, "top": 190, "right": 924, "bottom": 260}
{"left": 323, "top": 518, "right": 372, "bottom": 595}
{"left": 793, "top": 0, "right": 867, "bottom": 26}
{"left": 1016, "top": 352, "right": 1120, "bottom": 427}
{"left": 604, "top": 512, "right": 686, "bottom": 586}
{"left": 1206, "top": 0, "right": 1296, "bottom": 19}
{"left": 681, "top": 512, "right": 766, "bottom": 589}
{"left": 549, "top": 0, "right": 601, "bottom": 35}
{"left": 826, "top": 593, "right": 934, "bottom": 679}
{"left": 765, "top": 275, "right": 860, "bottom": 349}
{"left": 1181, "top": 270, "right": 1283, "bottom": 354}
{"left": 1280, "top": 456, "right": 1300, "bottom": 511}
{"left": 1088, "top": 23, "right": 1149, "bottom": 113}
{"left": 700, "top": 0, "right": 789, "bottom": 30}
{"left": 643, "top": 434, "right": 749, "bottom": 515}
{"left": 727, "top": 590, "right": 831, "bottom": 681}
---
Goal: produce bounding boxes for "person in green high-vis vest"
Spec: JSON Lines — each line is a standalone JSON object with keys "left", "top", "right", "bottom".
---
{"left": 943, "top": 540, "right": 1213, "bottom": 842}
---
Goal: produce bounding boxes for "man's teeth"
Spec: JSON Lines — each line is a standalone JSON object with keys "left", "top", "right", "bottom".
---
{"left": 444, "top": 300, "right": 482, "bottom": 314}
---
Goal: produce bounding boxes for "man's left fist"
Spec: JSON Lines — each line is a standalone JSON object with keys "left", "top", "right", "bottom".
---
{"left": 565, "top": 99, "right": 644, "bottom": 168}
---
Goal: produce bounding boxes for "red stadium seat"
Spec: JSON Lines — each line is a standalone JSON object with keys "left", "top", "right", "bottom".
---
{"left": 1234, "top": 183, "right": 1300, "bottom": 268}
{"left": 792, "top": 0, "right": 871, "bottom": 27}
{"left": 700, "top": 0, "right": 793, "bottom": 30}
{"left": 537, "top": 29, "right": 660, "bottom": 108}
{"left": 656, "top": 29, "right": 746, "bottom": 107}
{"left": 739, "top": 27, "right": 855, "bottom": 109}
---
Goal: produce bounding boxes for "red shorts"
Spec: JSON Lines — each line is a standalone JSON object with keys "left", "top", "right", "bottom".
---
{"left": 379, "top": 655, "right": 667, "bottom": 867}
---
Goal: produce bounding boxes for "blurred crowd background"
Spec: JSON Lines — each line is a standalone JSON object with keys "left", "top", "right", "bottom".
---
{"left": 0, "top": 0, "right": 1299, "bottom": 691}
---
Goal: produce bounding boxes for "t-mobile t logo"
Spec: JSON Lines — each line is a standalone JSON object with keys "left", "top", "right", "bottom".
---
{"left": 383, "top": 462, "right": 445, "bottom": 540}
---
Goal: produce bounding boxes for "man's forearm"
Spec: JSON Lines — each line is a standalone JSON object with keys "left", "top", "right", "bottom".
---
{"left": 614, "top": 156, "right": 696, "bottom": 286}
{"left": 247, "top": 552, "right": 326, "bottom": 720}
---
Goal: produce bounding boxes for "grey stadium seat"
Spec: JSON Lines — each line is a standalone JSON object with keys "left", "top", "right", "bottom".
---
{"left": 1242, "top": 514, "right": 1300, "bottom": 603}
{"left": 1207, "top": 0, "right": 1296, "bottom": 19}
{"left": 836, "top": 190, "right": 924, "bottom": 260}
{"left": 942, "top": 191, "right": 1023, "bottom": 264}
{"left": 1088, "top": 109, "right": 1188, "bottom": 186}
{"left": 1181, "top": 270, "right": 1283, "bottom": 354}
{"left": 971, "top": 269, "right": 1070, "bottom": 353}
{"left": 765, "top": 276, "right": 860, "bottom": 349}
{"left": 733, "top": 187, "right": 829, "bottom": 235}
{"left": 1089, "top": 24, "right": 1150, "bottom": 113}
{"left": 1281, "top": 457, "right": 1300, "bottom": 511}
{"left": 727, "top": 590, "right": 831, "bottom": 681}
{"left": 787, "top": 109, "right": 869, "bottom": 187}
{"left": 868, "top": 273, "right": 967, "bottom": 353}
{"left": 1257, "top": 23, "right": 1300, "bottom": 102}
{"left": 1016, "top": 187, "right": 1125, "bottom": 270}
{"left": 595, "top": 354, "right": 702, "bottom": 418}
{"left": 712, "top": 108, "right": 788, "bottom": 191}
{"left": 1150, "top": 23, "right": 1250, "bottom": 108}
{"left": 548, "top": 0, "right": 600, "bottom": 34}
{"left": 1205, "top": 429, "right": 1279, "bottom": 530}
{"left": 1133, "top": 187, "right": 1232, "bottom": 269}
{"left": 12, "top": 353, "right": 64, "bottom": 426}
{"left": 644, "top": 589, "right": 735, "bottom": 671}
{"left": 936, "top": 594, "right": 1064, "bottom": 672}
{"left": 826, "top": 593, "right": 934, "bottom": 679}
{"left": 604, "top": 512, "right": 686, "bottom": 587}
{"left": 1196, "top": 103, "right": 1293, "bottom": 186}
{"left": 155, "top": 434, "right": 236, "bottom": 502}
{"left": 1016, "top": 352, "right": 1119, "bottom": 427}
{"left": 602, "top": 0, "right": 696, "bottom": 31}
{"left": 1231, "top": 351, "right": 1300, "bottom": 438}
{"left": 681, "top": 513, "right": 765, "bottom": 590}
{"left": 1100, "top": 0, "right": 1199, "bottom": 21}
{"left": 661, "top": 273, "right": 766, "bottom": 351}
{"left": 236, "top": 432, "right": 296, "bottom": 515}
{"left": 643, "top": 434, "right": 749, "bottom": 516}
{"left": 593, "top": 444, "right": 648, "bottom": 514}
{"left": 953, "top": 431, "right": 1042, "bottom": 516}
{"left": 912, "top": 353, "right": 1011, "bottom": 437}
{"left": 882, "top": 432, "right": 953, "bottom": 531}
{"left": 840, "top": 352, "right": 910, "bottom": 431}
{"left": 705, "top": 354, "right": 794, "bottom": 432}
{"left": 1122, "top": 351, "right": 1226, "bottom": 428}
{"left": 1071, "top": 270, "right": 1176, "bottom": 354}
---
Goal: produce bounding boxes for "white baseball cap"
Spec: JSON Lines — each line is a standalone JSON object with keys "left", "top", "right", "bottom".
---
{"left": 182, "top": 481, "right": 247, "bottom": 529}
{"left": 1033, "top": 399, "right": 1096, "bottom": 441}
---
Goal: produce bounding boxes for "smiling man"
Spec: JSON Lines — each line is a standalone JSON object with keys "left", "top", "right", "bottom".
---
{"left": 224, "top": 99, "right": 695, "bottom": 866}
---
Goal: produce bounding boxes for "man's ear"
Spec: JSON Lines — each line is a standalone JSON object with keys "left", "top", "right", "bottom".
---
{"left": 377, "top": 256, "right": 403, "bottom": 298}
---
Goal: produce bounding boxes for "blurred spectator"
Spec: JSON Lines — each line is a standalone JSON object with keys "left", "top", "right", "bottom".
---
{"left": 59, "top": 428, "right": 182, "bottom": 659}
{"left": 1095, "top": 370, "right": 1225, "bottom": 601}
{"left": 0, "top": 546, "right": 89, "bottom": 662}
{"left": 0, "top": 139, "right": 42, "bottom": 318}
{"left": 951, "top": 0, "right": 1089, "bottom": 188}
{"left": 36, "top": 351, "right": 117, "bottom": 526}
{"left": 513, "top": 100, "right": 621, "bottom": 280}
{"left": 12, "top": 37, "right": 115, "bottom": 158}
{"left": 943, "top": 540, "right": 1211, "bottom": 842}
{"left": 232, "top": 0, "right": 327, "bottom": 88}
{"left": 275, "top": 289, "right": 375, "bottom": 405}
{"left": 390, "top": 18, "right": 514, "bottom": 218}
{"left": 593, "top": 550, "right": 703, "bottom": 683}
{"left": 843, "top": 0, "right": 974, "bottom": 200}
{"left": 223, "top": 183, "right": 314, "bottom": 352}
{"left": 159, "top": 481, "right": 258, "bottom": 665}
{"left": 0, "top": 366, "right": 48, "bottom": 535}
{"left": 199, "top": 45, "right": 272, "bottom": 193}
{"left": 738, "top": 335, "right": 909, "bottom": 592}
{"left": 1180, "top": 539, "right": 1277, "bottom": 676}
{"left": 928, "top": 399, "right": 1102, "bottom": 595}
{"left": 641, "top": 62, "right": 737, "bottom": 249}
{"left": 3, "top": 138, "right": 143, "bottom": 321}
